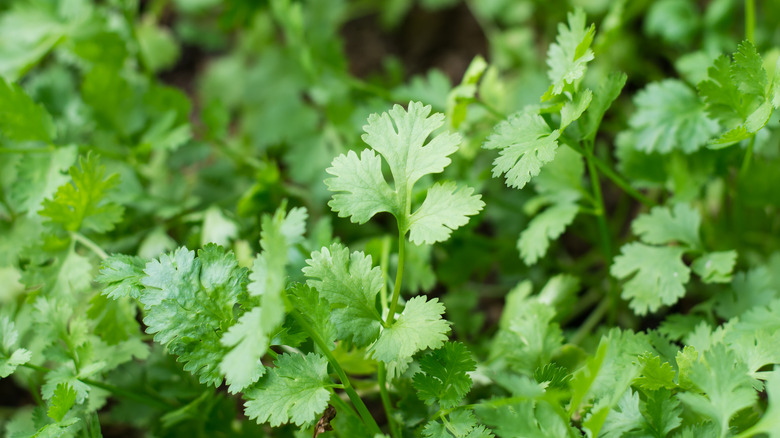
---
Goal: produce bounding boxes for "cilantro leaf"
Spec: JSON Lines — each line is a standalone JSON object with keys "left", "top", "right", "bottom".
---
{"left": 244, "top": 353, "right": 331, "bottom": 427}
{"left": 362, "top": 101, "right": 460, "bottom": 190}
{"left": 0, "top": 317, "right": 32, "bottom": 378}
{"left": 581, "top": 72, "right": 627, "bottom": 141}
{"left": 9, "top": 145, "right": 77, "bottom": 215}
{"left": 560, "top": 88, "right": 592, "bottom": 131}
{"left": 691, "top": 251, "right": 737, "bottom": 284}
{"left": 598, "top": 390, "right": 644, "bottom": 438}
{"left": 627, "top": 79, "right": 719, "bottom": 154}
{"left": 483, "top": 112, "right": 561, "bottom": 190}
{"left": 219, "top": 307, "right": 267, "bottom": 394}
{"left": 326, "top": 150, "right": 396, "bottom": 224}
{"left": 518, "top": 202, "right": 579, "bottom": 265}
{"left": 631, "top": 203, "right": 701, "bottom": 248}
{"left": 543, "top": 8, "right": 595, "bottom": 98}
{"left": 676, "top": 345, "right": 756, "bottom": 438}
{"left": 326, "top": 102, "right": 482, "bottom": 243}
{"left": 47, "top": 383, "right": 77, "bottom": 422}
{"left": 140, "top": 245, "right": 248, "bottom": 386}
{"left": 634, "top": 353, "right": 677, "bottom": 391}
{"left": 303, "top": 243, "right": 383, "bottom": 346}
{"left": 0, "top": 76, "right": 55, "bottom": 142}
{"left": 413, "top": 342, "right": 476, "bottom": 408}
{"left": 611, "top": 243, "right": 690, "bottom": 315}
{"left": 408, "top": 182, "right": 485, "bottom": 245}
{"left": 740, "top": 370, "right": 780, "bottom": 437}
{"left": 698, "top": 41, "right": 776, "bottom": 146}
{"left": 288, "top": 283, "right": 337, "bottom": 348}
{"left": 39, "top": 154, "right": 124, "bottom": 233}
{"left": 96, "top": 255, "right": 147, "bottom": 300}
{"left": 369, "top": 296, "right": 450, "bottom": 378}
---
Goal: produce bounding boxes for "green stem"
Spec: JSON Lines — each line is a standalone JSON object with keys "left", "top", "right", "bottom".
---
{"left": 584, "top": 143, "right": 617, "bottom": 324}
{"left": 329, "top": 389, "right": 360, "bottom": 421}
{"left": 378, "top": 363, "right": 400, "bottom": 438}
{"left": 0, "top": 147, "right": 52, "bottom": 154}
{"left": 745, "top": 0, "right": 755, "bottom": 43}
{"left": 562, "top": 137, "right": 655, "bottom": 207}
{"left": 740, "top": 135, "right": 756, "bottom": 179}
{"left": 585, "top": 152, "right": 613, "bottom": 262}
{"left": 291, "top": 311, "right": 382, "bottom": 435}
{"left": 385, "top": 230, "right": 406, "bottom": 326}
{"left": 379, "top": 235, "right": 391, "bottom": 316}
{"left": 71, "top": 232, "right": 109, "bottom": 260}
{"left": 569, "top": 298, "right": 610, "bottom": 345}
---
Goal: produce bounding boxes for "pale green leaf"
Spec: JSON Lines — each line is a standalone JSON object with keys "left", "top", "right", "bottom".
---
{"left": 631, "top": 203, "right": 701, "bottom": 248}
{"left": 483, "top": 112, "right": 561, "bottom": 190}
{"left": 407, "top": 181, "right": 485, "bottom": 245}
{"left": 369, "top": 296, "right": 450, "bottom": 378}
{"left": 518, "top": 201, "right": 579, "bottom": 265}
{"left": 303, "top": 243, "right": 383, "bottom": 346}
{"left": 325, "top": 149, "right": 396, "bottom": 224}
{"left": 691, "top": 251, "right": 737, "bottom": 284}
{"left": 244, "top": 353, "right": 331, "bottom": 427}
{"left": 611, "top": 243, "right": 690, "bottom": 315}
{"left": 544, "top": 8, "right": 595, "bottom": 97}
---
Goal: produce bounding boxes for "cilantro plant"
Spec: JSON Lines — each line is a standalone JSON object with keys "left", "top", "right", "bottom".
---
{"left": 3, "top": 0, "right": 780, "bottom": 437}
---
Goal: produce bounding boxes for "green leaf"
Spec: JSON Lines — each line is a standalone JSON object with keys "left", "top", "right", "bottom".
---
{"left": 0, "top": 5, "right": 65, "bottom": 81}
{"left": 518, "top": 202, "right": 579, "bottom": 265}
{"left": 631, "top": 203, "right": 701, "bottom": 248}
{"left": 219, "top": 307, "right": 267, "bottom": 394}
{"left": 136, "top": 20, "right": 180, "bottom": 73}
{"left": 543, "top": 8, "right": 595, "bottom": 98}
{"left": 97, "top": 255, "right": 147, "bottom": 300}
{"left": 244, "top": 352, "right": 331, "bottom": 427}
{"left": 288, "top": 283, "right": 337, "bottom": 348}
{"left": 369, "top": 296, "right": 450, "bottom": 378}
{"left": 581, "top": 72, "right": 627, "bottom": 141}
{"left": 633, "top": 353, "right": 677, "bottom": 391}
{"left": 640, "top": 389, "right": 683, "bottom": 437}
{"left": 627, "top": 79, "right": 719, "bottom": 154}
{"left": 326, "top": 149, "right": 397, "bottom": 224}
{"left": 140, "top": 245, "right": 248, "bottom": 386}
{"left": 698, "top": 41, "right": 775, "bottom": 146}
{"left": 362, "top": 101, "right": 461, "bottom": 190}
{"left": 691, "top": 251, "right": 737, "bottom": 284}
{"left": 0, "top": 76, "right": 55, "bottom": 142}
{"left": 740, "top": 370, "right": 780, "bottom": 437}
{"left": 47, "top": 383, "right": 77, "bottom": 422}
{"left": 326, "top": 102, "right": 481, "bottom": 243}
{"left": 0, "top": 317, "right": 32, "bottom": 378}
{"left": 9, "top": 145, "right": 77, "bottom": 215}
{"left": 483, "top": 112, "right": 561, "bottom": 190}
{"left": 715, "top": 267, "right": 777, "bottom": 319}
{"left": 560, "top": 88, "right": 592, "bottom": 131}
{"left": 447, "top": 55, "right": 488, "bottom": 129}
{"left": 408, "top": 181, "right": 485, "bottom": 245}
{"left": 598, "top": 390, "right": 645, "bottom": 438}
{"left": 676, "top": 345, "right": 756, "bottom": 438}
{"left": 413, "top": 342, "right": 476, "bottom": 408}
{"left": 612, "top": 243, "right": 690, "bottom": 315}
{"left": 39, "top": 154, "right": 124, "bottom": 233}
{"left": 303, "top": 243, "right": 383, "bottom": 346}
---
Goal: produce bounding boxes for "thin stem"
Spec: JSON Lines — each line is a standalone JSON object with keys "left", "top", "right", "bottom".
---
{"left": 378, "top": 363, "right": 400, "bottom": 438}
{"left": 71, "top": 232, "right": 109, "bottom": 260}
{"left": 740, "top": 135, "right": 756, "bottom": 179}
{"left": 329, "top": 389, "right": 360, "bottom": 420}
{"left": 379, "top": 235, "right": 391, "bottom": 317}
{"left": 0, "top": 147, "right": 52, "bottom": 154}
{"left": 584, "top": 142, "right": 617, "bottom": 324}
{"left": 291, "top": 310, "right": 382, "bottom": 435}
{"left": 385, "top": 230, "right": 406, "bottom": 326}
{"left": 561, "top": 137, "right": 655, "bottom": 208}
{"left": 745, "top": 0, "right": 755, "bottom": 43}
{"left": 569, "top": 298, "right": 610, "bottom": 345}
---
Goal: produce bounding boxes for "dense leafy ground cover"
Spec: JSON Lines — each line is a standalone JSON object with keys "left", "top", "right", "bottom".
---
{"left": 2, "top": 0, "right": 780, "bottom": 437}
